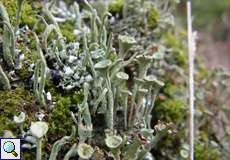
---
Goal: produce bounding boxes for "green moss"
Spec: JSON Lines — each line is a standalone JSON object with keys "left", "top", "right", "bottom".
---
{"left": 164, "top": 32, "right": 188, "bottom": 66}
{"left": 22, "top": 151, "right": 36, "bottom": 160}
{"left": 17, "top": 50, "right": 36, "bottom": 79}
{"left": 17, "top": 65, "right": 30, "bottom": 79}
{"left": 153, "top": 128, "right": 186, "bottom": 159}
{"left": 154, "top": 98, "right": 185, "bottom": 123}
{"left": 164, "top": 32, "right": 183, "bottom": 49}
{"left": 164, "top": 84, "right": 178, "bottom": 96}
{"left": 195, "top": 142, "right": 221, "bottom": 160}
{"left": 60, "top": 22, "right": 76, "bottom": 42}
{"left": 174, "top": 50, "right": 187, "bottom": 66}
{"left": 20, "top": 2, "right": 39, "bottom": 28}
{"left": 46, "top": 80, "right": 84, "bottom": 143}
{"left": 153, "top": 81, "right": 186, "bottom": 124}
{"left": 1, "top": 0, "right": 16, "bottom": 23}
{"left": 154, "top": 82, "right": 186, "bottom": 124}
{"left": 147, "top": 6, "right": 160, "bottom": 29}
{"left": 45, "top": 78, "right": 59, "bottom": 97}
{"left": 1, "top": 0, "right": 41, "bottom": 28}
{"left": 108, "top": 0, "right": 124, "bottom": 14}
{"left": 34, "top": 23, "right": 46, "bottom": 35}
{"left": 0, "top": 87, "right": 34, "bottom": 136}
{"left": 71, "top": 91, "right": 84, "bottom": 104}
{"left": 47, "top": 96, "right": 74, "bottom": 142}
{"left": 195, "top": 56, "right": 209, "bottom": 81}
{"left": 62, "top": 0, "right": 73, "bottom": 6}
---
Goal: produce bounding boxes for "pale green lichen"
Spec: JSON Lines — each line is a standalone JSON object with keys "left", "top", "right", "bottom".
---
{"left": 49, "top": 126, "right": 76, "bottom": 160}
{"left": 77, "top": 143, "right": 94, "bottom": 159}
{"left": 0, "top": 65, "right": 11, "bottom": 90}
{"left": 30, "top": 121, "right": 49, "bottom": 160}
{"left": 0, "top": 1, "right": 225, "bottom": 160}
{"left": 105, "top": 135, "right": 123, "bottom": 149}
{"left": 0, "top": 1, "right": 15, "bottom": 67}
{"left": 33, "top": 32, "right": 48, "bottom": 106}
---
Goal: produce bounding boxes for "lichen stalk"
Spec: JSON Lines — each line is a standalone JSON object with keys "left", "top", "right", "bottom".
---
{"left": 73, "top": 2, "right": 82, "bottom": 30}
{"left": 0, "top": 2, "right": 15, "bottom": 67}
{"left": 36, "top": 139, "right": 42, "bottom": 160}
{"left": 43, "top": 5, "right": 62, "bottom": 37}
{"left": 105, "top": 72, "right": 114, "bottom": 129}
{"left": 0, "top": 65, "right": 11, "bottom": 90}
{"left": 92, "top": 88, "right": 108, "bottom": 114}
{"left": 147, "top": 88, "right": 160, "bottom": 116}
{"left": 33, "top": 32, "right": 48, "bottom": 106}
{"left": 15, "top": 0, "right": 25, "bottom": 32}
{"left": 63, "top": 144, "right": 77, "bottom": 160}
{"left": 122, "top": 93, "right": 128, "bottom": 129}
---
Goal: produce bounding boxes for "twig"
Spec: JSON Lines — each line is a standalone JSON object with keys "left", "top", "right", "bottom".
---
{"left": 187, "top": 1, "right": 195, "bottom": 160}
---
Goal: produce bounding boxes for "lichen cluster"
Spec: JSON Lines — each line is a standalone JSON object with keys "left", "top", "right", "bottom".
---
{"left": 0, "top": 0, "right": 229, "bottom": 160}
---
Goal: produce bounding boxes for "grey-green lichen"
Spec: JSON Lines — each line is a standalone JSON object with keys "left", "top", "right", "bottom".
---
{"left": 0, "top": 0, "right": 228, "bottom": 160}
{"left": 0, "top": 65, "right": 11, "bottom": 90}
{"left": 1, "top": 1, "right": 176, "bottom": 159}
{"left": 0, "top": 1, "right": 16, "bottom": 67}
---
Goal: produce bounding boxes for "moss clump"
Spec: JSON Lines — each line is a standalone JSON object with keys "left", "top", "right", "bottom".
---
{"left": 20, "top": 1, "right": 41, "bottom": 28}
{"left": 0, "top": 0, "right": 16, "bottom": 23}
{"left": 47, "top": 96, "right": 74, "bottom": 142}
{"left": 16, "top": 50, "right": 36, "bottom": 80}
{"left": 147, "top": 6, "right": 160, "bottom": 29}
{"left": 0, "top": 87, "right": 34, "bottom": 136}
{"left": 47, "top": 86, "right": 84, "bottom": 142}
{"left": 16, "top": 29, "right": 38, "bottom": 79}
{"left": 17, "top": 63, "right": 30, "bottom": 80}
{"left": 195, "top": 142, "right": 221, "bottom": 160}
{"left": 108, "top": 0, "right": 124, "bottom": 14}
{"left": 154, "top": 82, "right": 186, "bottom": 124}
{"left": 60, "top": 22, "right": 76, "bottom": 42}
{"left": 164, "top": 84, "right": 178, "bottom": 96}
{"left": 71, "top": 91, "right": 84, "bottom": 104}
{"left": 164, "top": 31, "right": 188, "bottom": 66}
{"left": 1, "top": 0, "right": 41, "bottom": 28}
{"left": 155, "top": 98, "right": 185, "bottom": 123}
{"left": 45, "top": 78, "right": 60, "bottom": 97}
{"left": 22, "top": 151, "right": 36, "bottom": 160}
{"left": 164, "top": 32, "right": 183, "bottom": 49}
{"left": 153, "top": 130, "right": 185, "bottom": 159}
{"left": 195, "top": 57, "right": 209, "bottom": 81}
{"left": 46, "top": 78, "right": 83, "bottom": 143}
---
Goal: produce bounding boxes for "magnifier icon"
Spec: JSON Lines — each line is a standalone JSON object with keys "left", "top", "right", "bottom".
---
{"left": 3, "top": 141, "right": 18, "bottom": 157}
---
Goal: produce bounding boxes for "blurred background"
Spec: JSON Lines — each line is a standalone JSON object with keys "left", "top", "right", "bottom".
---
{"left": 187, "top": 0, "right": 230, "bottom": 69}
{"left": 177, "top": 0, "right": 230, "bottom": 69}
